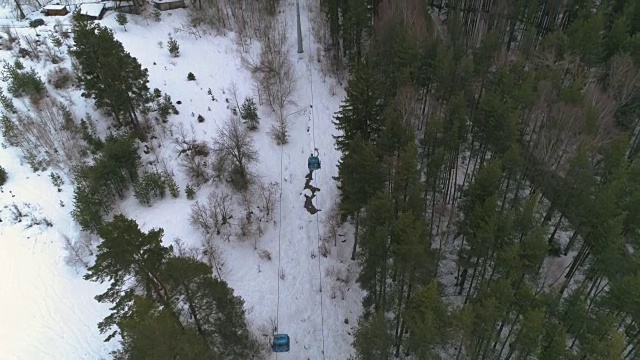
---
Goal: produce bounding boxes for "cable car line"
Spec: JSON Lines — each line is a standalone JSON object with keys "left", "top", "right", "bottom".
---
{"left": 304, "top": 0, "right": 327, "bottom": 357}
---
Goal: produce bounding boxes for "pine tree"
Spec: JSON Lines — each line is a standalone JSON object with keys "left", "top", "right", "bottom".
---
{"left": 239, "top": 97, "right": 259, "bottom": 130}
{"left": 112, "top": 296, "right": 214, "bottom": 360}
{"left": 116, "top": 12, "right": 128, "bottom": 31}
{"left": 404, "top": 281, "right": 450, "bottom": 359}
{"left": 392, "top": 141, "right": 423, "bottom": 215}
{"left": 161, "top": 256, "right": 258, "bottom": 358}
{"left": 333, "top": 63, "right": 385, "bottom": 154}
{"left": 167, "top": 35, "right": 180, "bottom": 57}
{"left": 356, "top": 192, "right": 395, "bottom": 316}
{"left": 389, "top": 211, "right": 434, "bottom": 355}
{"left": 0, "top": 165, "right": 7, "bottom": 186}
{"left": 85, "top": 215, "right": 172, "bottom": 340}
{"left": 209, "top": 277, "right": 259, "bottom": 359}
{"left": 352, "top": 311, "right": 394, "bottom": 360}
{"left": 71, "top": 19, "right": 151, "bottom": 140}
{"left": 337, "top": 135, "right": 385, "bottom": 260}
{"left": 72, "top": 135, "right": 140, "bottom": 233}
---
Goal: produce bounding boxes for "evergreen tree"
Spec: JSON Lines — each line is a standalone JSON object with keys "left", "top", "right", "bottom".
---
{"left": 0, "top": 165, "right": 7, "bottom": 186}
{"left": 162, "top": 256, "right": 259, "bottom": 359}
{"left": 116, "top": 12, "right": 128, "bottom": 31}
{"left": 85, "top": 215, "right": 172, "bottom": 340}
{"left": 333, "top": 63, "right": 385, "bottom": 154}
{"left": 71, "top": 19, "right": 151, "bottom": 140}
{"left": 239, "top": 97, "right": 259, "bottom": 130}
{"left": 337, "top": 135, "right": 385, "bottom": 260}
{"left": 167, "top": 35, "right": 180, "bottom": 57}
{"left": 357, "top": 192, "right": 395, "bottom": 316}
{"left": 389, "top": 211, "right": 434, "bottom": 355}
{"left": 72, "top": 135, "right": 140, "bottom": 233}
{"left": 352, "top": 311, "right": 394, "bottom": 360}
{"left": 112, "top": 296, "right": 214, "bottom": 360}
{"left": 392, "top": 141, "right": 423, "bottom": 215}
{"left": 404, "top": 281, "right": 450, "bottom": 359}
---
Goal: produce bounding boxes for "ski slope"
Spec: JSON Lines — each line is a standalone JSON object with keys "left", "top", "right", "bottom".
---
{"left": 0, "top": 0, "right": 363, "bottom": 358}
{"left": 0, "top": 146, "right": 118, "bottom": 359}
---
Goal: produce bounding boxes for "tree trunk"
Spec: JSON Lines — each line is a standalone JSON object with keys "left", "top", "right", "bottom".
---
{"left": 14, "top": 0, "right": 25, "bottom": 19}
{"left": 547, "top": 214, "right": 563, "bottom": 245}
{"left": 351, "top": 209, "right": 360, "bottom": 260}
{"left": 182, "top": 282, "right": 208, "bottom": 341}
{"left": 129, "top": 104, "right": 147, "bottom": 142}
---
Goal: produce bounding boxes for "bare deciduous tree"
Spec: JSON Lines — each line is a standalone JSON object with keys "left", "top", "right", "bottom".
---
{"left": 584, "top": 83, "right": 620, "bottom": 149}
{"left": 21, "top": 34, "right": 40, "bottom": 61}
{"left": 227, "top": 81, "right": 242, "bottom": 115}
{"left": 189, "top": 190, "right": 235, "bottom": 237}
{"left": 212, "top": 191, "right": 234, "bottom": 227}
{"left": 3, "top": 97, "right": 87, "bottom": 174}
{"left": 608, "top": 54, "right": 640, "bottom": 111}
{"left": 211, "top": 116, "right": 259, "bottom": 191}
{"left": 190, "top": 200, "right": 215, "bottom": 235}
{"left": 244, "top": 18, "right": 294, "bottom": 142}
{"left": 323, "top": 198, "right": 343, "bottom": 247}
{"left": 256, "top": 180, "right": 279, "bottom": 222}
{"left": 62, "top": 232, "right": 93, "bottom": 271}
{"left": 200, "top": 234, "right": 225, "bottom": 279}
{"left": 173, "top": 123, "right": 212, "bottom": 185}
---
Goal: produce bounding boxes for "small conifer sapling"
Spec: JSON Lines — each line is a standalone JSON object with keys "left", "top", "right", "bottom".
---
{"left": 167, "top": 34, "right": 180, "bottom": 57}
{"left": 116, "top": 12, "right": 128, "bottom": 31}
{"left": 240, "top": 97, "right": 260, "bottom": 130}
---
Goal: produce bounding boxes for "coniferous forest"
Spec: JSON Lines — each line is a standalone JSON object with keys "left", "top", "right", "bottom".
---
{"left": 325, "top": 0, "right": 640, "bottom": 358}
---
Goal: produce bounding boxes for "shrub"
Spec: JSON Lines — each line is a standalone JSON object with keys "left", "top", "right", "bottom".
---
{"left": 1, "top": 59, "right": 46, "bottom": 102}
{"left": 271, "top": 117, "right": 288, "bottom": 145}
{"left": 79, "top": 114, "right": 104, "bottom": 154}
{"left": 156, "top": 93, "right": 178, "bottom": 123}
{"left": 0, "top": 87, "right": 17, "bottom": 114}
{"left": 185, "top": 184, "right": 196, "bottom": 199}
{"left": 49, "top": 34, "right": 63, "bottom": 50}
{"left": 167, "top": 35, "right": 180, "bottom": 57}
{"left": 187, "top": 72, "right": 195, "bottom": 81}
{"left": 47, "top": 66, "right": 75, "bottom": 90}
{"left": 152, "top": 8, "right": 161, "bottom": 22}
{"left": 133, "top": 171, "right": 167, "bottom": 206}
{"left": 164, "top": 172, "right": 180, "bottom": 198}
{"left": 197, "top": 114, "right": 205, "bottom": 123}
{"left": 0, "top": 166, "right": 7, "bottom": 186}
{"left": 50, "top": 172, "right": 64, "bottom": 191}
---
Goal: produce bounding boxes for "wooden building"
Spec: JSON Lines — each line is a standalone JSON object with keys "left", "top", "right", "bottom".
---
{"left": 151, "top": 0, "right": 185, "bottom": 11}
{"left": 43, "top": 4, "right": 68, "bottom": 16}
{"left": 75, "top": 3, "right": 106, "bottom": 20}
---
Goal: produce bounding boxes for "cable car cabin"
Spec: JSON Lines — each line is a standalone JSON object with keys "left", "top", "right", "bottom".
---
{"left": 272, "top": 333, "right": 290, "bottom": 352}
{"left": 308, "top": 155, "right": 321, "bottom": 171}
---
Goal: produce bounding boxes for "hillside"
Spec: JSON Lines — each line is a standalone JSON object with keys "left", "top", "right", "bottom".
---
{"left": 0, "top": 1, "right": 361, "bottom": 358}
{"left": 3, "top": 0, "right": 640, "bottom": 359}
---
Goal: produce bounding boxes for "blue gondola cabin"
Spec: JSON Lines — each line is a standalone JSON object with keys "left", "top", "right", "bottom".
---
{"left": 272, "top": 333, "right": 290, "bottom": 352}
{"left": 308, "top": 155, "right": 321, "bottom": 171}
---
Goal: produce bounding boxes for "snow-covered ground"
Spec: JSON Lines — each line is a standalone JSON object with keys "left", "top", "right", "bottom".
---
{"left": 0, "top": 146, "right": 117, "bottom": 359}
{"left": 0, "top": 0, "right": 363, "bottom": 358}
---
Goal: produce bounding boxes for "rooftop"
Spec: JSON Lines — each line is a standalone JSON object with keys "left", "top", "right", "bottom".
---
{"left": 44, "top": 4, "right": 66, "bottom": 10}
{"left": 78, "top": 3, "right": 104, "bottom": 17}
{"left": 103, "top": 1, "right": 135, "bottom": 7}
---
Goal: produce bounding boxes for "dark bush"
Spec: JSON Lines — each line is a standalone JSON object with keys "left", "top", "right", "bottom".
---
{"left": 0, "top": 165, "right": 8, "bottom": 186}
